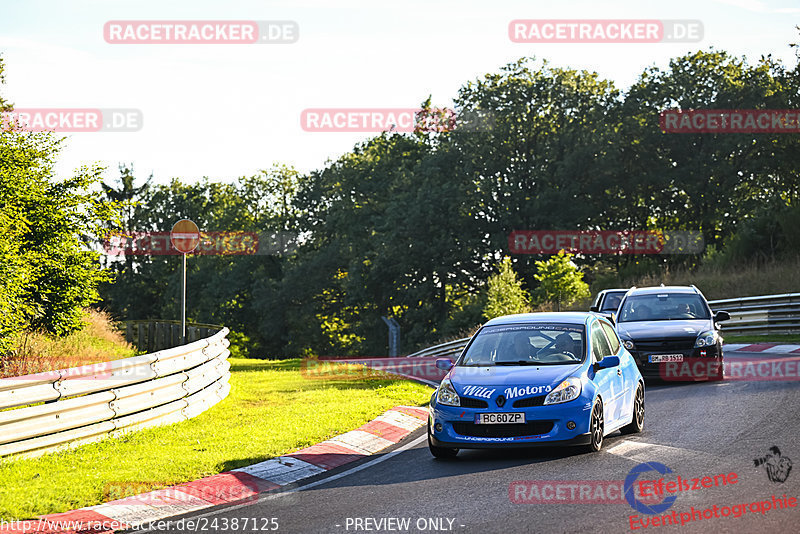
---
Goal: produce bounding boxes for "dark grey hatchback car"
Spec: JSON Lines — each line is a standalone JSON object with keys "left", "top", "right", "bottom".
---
{"left": 615, "top": 286, "right": 730, "bottom": 380}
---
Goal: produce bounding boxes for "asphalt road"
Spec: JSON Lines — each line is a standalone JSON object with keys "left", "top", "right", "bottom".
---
{"left": 129, "top": 351, "right": 799, "bottom": 534}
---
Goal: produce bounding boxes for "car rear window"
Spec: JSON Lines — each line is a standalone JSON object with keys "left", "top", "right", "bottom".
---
{"left": 600, "top": 291, "right": 626, "bottom": 312}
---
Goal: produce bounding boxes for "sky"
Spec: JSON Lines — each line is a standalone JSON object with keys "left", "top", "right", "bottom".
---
{"left": 0, "top": 0, "right": 798, "bottom": 185}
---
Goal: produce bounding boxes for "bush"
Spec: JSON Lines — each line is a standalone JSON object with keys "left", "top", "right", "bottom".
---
{"left": 483, "top": 257, "right": 531, "bottom": 320}
{"left": 532, "top": 251, "right": 591, "bottom": 308}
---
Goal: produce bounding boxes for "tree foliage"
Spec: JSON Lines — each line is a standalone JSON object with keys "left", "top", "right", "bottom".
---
{"left": 531, "top": 251, "right": 590, "bottom": 308}
{"left": 84, "top": 36, "right": 800, "bottom": 356}
{"left": 0, "top": 132, "right": 117, "bottom": 350}
{"left": 0, "top": 55, "right": 120, "bottom": 356}
{"left": 483, "top": 257, "right": 530, "bottom": 320}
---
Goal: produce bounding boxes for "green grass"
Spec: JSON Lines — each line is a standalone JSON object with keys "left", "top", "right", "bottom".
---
{"left": 0, "top": 358, "right": 432, "bottom": 521}
{"left": 724, "top": 334, "right": 800, "bottom": 344}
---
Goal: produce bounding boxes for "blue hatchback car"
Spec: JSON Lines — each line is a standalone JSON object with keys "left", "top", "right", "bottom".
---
{"left": 428, "top": 312, "right": 645, "bottom": 458}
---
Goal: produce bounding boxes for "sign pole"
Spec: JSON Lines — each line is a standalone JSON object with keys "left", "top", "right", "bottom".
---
{"left": 181, "top": 252, "right": 187, "bottom": 344}
{"left": 170, "top": 219, "right": 201, "bottom": 347}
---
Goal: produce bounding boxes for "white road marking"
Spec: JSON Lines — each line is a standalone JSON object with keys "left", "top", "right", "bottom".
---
{"left": 605, "top": 439, "right": 720, "bottom": 462}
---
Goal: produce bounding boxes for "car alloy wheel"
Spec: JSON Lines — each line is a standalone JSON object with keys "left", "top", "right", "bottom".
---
{"left": 588, "top": 401, "right": 604, "bottom": 452}
{"left": 621, "top": 384, "right": 644, "bottom": 434}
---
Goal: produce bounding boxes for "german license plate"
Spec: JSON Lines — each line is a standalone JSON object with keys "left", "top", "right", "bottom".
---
{"left": 475, "top": 413, "right": 525, "bottom": 424}
{"left": 649, "top": 354, "right": 684, "bottom": 363}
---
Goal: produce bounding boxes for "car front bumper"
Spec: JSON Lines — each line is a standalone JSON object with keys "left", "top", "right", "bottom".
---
{"left": 630, "top": 343, "right": 723, "bottom": 380}
{"left": 428, "top": 395, "right": 594, "bottom": 449}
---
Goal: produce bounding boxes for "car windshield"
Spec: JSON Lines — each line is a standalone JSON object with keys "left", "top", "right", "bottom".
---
{"left": 618, "top": 294, "right": 711, "bottom": 322}
{"left": 600, "top": 291, "right": 626, "bottom": 312}
{"left": 459, "top": 323, "right": 585, "bottom": 366}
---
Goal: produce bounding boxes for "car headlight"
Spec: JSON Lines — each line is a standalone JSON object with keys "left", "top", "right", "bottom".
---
{"left": 695, "top": 331, "right": 717, "bottom": 348}
{"left": 436, "top": 379, "right": 460, "bottom": 406}
{"left": 544, "top": 377, "right": 582, "bottom": 405}
{"left": 622, "top": 339, "right": 635, "bottom": 351}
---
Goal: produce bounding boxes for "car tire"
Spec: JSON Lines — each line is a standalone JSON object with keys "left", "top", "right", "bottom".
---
{"left": 620, "top": 384, "right": 644, "bottom": 434}
{"left": 586, "top": 400, "right": 604, "bottom": 453}
{"left": 428, "top": 428, "right": 458, "bottom": 459}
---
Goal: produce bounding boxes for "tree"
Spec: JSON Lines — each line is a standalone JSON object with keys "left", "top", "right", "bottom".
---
{"left": 0, "top": 130, "right": 119, "bottom": 347}
{"left": 532, "top": 251, "right": 590, "bottom": 308}
{"left": 101, "top": 164, "right": 152, "bottom": 231}
{"left": 483, "top": 257, "right": 530, "bottom": 320}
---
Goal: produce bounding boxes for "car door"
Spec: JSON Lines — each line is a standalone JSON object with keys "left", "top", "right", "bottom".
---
{"left": 600, "top": 320, "right": 630, "bottom": 423}
{"left": 590, "top": 321, "right": 624, "bottom": 427}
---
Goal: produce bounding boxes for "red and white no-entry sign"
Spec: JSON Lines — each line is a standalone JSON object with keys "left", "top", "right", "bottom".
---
{"left": 170, "top": 219, "right": 200, "bottom": 254}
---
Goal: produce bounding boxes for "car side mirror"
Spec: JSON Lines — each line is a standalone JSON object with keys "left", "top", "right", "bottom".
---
{"left": 595, "top": 356, "right": 620, "bottom": 370}
{"left": 435, "top": 358, "right": 454, "bottom": 371}
{"left": 714, "top": 311, "right": 730, "bottom": 322}
{"left": 590, "top": 305, "right": 599, "bottom": 312}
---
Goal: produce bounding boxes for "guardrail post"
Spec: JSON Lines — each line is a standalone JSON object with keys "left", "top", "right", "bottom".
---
{"left": 171, "top": 324, "right": 181, "bottom": 348}
{"left": 147, "top": 321, "right": 155, "bottom": 353}
{"left": 125, "top": 322, "right": 133, "bottom": 344}
{"left": 137, "top": 322, "right": 146, "bottom": 351}
{"left": 161, "top": 322, "right": 167, "bottom": 350}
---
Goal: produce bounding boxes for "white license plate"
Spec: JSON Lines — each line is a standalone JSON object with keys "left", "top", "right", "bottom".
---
{"left": 649, "top": 354, "right": 684, "bottom": 363}
{"left": 475, "top": 413, "right": 525, "bottom": 424}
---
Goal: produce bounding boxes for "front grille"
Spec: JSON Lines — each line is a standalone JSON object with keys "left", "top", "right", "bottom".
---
{"left": 634, "top": 338, "right": 696, "bottom": 352}
{"left": 452, "top": 421, "right": 554, "bottom": 438}
{"left": 512, "top": 396, "right": 546, "bottom": 408}
{"left": 460, "top": 397, "right": 489, "bottom": 408}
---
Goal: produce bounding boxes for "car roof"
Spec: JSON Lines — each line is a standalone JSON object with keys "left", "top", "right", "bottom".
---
{"left": 483, "top": 311, "right": 598, "bottom": 327}
{"left": 601, "top": 288, "right": 629, "bottom": 294}
{"left": 626, "top": 285, "right": 699, "bottom": 296}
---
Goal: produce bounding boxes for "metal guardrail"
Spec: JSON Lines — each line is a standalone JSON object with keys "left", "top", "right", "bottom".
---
{"left": 0, "top": 328, "right": 231, "bottom": 459}
{"left": 709, "top": 293, "right": 800, "bottom": 336}
{"left": 408, "top": 293, "right": 800, "bottom": 357}
{"left": 125, "top": 320, "right": 222, "bottom": 353}
{"left": 406, "top": 337, "right": 469, "bottom": 359}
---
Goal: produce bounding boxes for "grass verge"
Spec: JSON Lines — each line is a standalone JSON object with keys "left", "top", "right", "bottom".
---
{"left": 0, "top": 358, "right": 432, "bottom": 521}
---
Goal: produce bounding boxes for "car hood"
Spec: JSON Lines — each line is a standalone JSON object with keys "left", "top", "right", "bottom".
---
{"left": 450, "top": 364, "right": 579, "bottom": 391}
{"left": 617, "top": 319, "right": 712, "bottom": 340}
